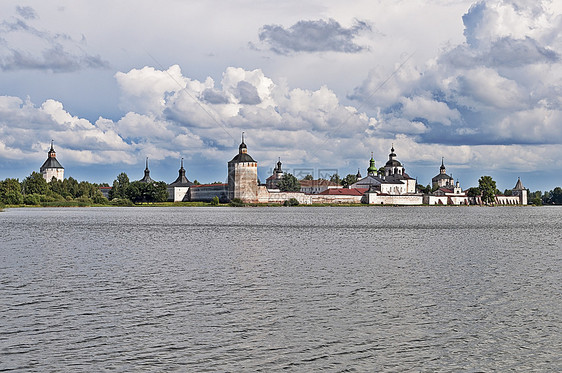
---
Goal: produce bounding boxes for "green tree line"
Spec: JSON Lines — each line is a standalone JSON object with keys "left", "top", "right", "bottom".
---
{"left": 0, "top": 172, "right": 109, "bottom": 206}
{"left": 0, "top": 171, "right": 169, "bottom": 207}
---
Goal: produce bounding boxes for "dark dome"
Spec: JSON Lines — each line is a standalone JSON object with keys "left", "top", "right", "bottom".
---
{"left": 385, "top": 159, "right": 402, "bottom": 167}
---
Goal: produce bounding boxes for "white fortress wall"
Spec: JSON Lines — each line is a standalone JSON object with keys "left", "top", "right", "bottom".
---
{"left": 364, "top": 193, "right": 423, "bottom": 205}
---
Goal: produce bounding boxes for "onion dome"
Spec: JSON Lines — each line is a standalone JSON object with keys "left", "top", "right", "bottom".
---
{"left": 367, "top": 152, "right": 377, "bottom": 174}
{"left": 385, "top": 145, "right": 402, "bottom": 168}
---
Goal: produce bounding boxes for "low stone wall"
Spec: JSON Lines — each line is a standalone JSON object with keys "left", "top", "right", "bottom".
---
{"left": 496, "top": 195, "right": 523, "bottom": 205}
{"left": 425, "top": 195, "right": 471, "bottom": 205}
{"left": 364, "top": 193, "right": 423, "bottom": 205}
{"left": 265, "top": 191, "right": 312, "bottom": 205}
{"left": 189, "top": 184, "right": 229, "bottom": 202}
{"left": 310, "top": 194, "right": 362, "bottom": 204}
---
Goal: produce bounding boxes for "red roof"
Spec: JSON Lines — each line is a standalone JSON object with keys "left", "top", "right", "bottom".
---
{"left": 318, "top": 188, "right": 368, "bottom": 196}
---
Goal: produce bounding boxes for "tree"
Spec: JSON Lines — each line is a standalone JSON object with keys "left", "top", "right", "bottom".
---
{"left": 342, "top": 174, "right": 358, "bottom": 188}
{"left": 330, "top": 173, "right": 342, "bottom": 185}
{"left": 529, "top": 191, "right": 543, "bottom": 206}
{"left": 417, "top": 184, "right": 431, "bottom": 194}
{"left": 478, "top": 176, "right": 497, "bottom": 205}
{"left": 503, "top": 189, "right": 513, "bottom": 196}
{"left": 22, "top": 172, "right": 48, "bottom": 195}
{"left": 109, "top": 172, "right": 129, "bottom": 199}
{"left": 125, "top": 180, "right": 168, "bottom": 203}
{"left": 283, "top": 198, "right": 300, "bottom": 206}
{"left": 0, "top": 178, "right": 24, "bottom": 205}
{"left": 302, "top": 174, "right": 314, "bottom": 181}
{"left": 278, "top": 173, "right": 300, "bottom": 192}
{"left": 467, "top": 187, "right": 481, "bottom": 197}
{"left": 545, "top": 187, "right": 562, "bottom": 205}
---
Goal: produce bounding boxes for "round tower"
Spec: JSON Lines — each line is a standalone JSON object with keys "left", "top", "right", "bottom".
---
{"left": 228, "top": 133, "right": 258, "bottom": 202}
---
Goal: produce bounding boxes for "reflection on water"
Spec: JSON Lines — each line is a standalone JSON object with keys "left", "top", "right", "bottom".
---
{"left": 1, "top": 206, "right": 561, "bottom": 371}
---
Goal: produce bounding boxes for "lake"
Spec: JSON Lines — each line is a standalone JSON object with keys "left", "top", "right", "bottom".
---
{"left": 1, "top": 206, "right": 561, "bottom": 371}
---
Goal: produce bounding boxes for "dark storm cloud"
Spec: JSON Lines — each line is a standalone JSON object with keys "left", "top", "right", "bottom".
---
{"left": 0, "top": 16, "right": 109, "bottom": 72}
{"left": 258, "top": 18, "right": 370, "bottom": 54}
{"left": 16, "top": 6, "right": 37, "bottom": 20}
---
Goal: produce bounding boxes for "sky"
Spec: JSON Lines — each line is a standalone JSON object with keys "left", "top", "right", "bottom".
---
{"left": 0, "top": 0, "right": 561, "bottom": 191}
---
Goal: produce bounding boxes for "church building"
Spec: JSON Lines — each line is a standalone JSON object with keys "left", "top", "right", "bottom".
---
{"left": 40, "top": 141, "right": 64, "bottom": 182}
{"left": 432, "top": 158, "right": 454, "bottom": 189}
{"left": 265, "top": 158, "right": 285, "bottom": 189}
{"left": 352, "top": 146, "right": 416, "bottom": 195}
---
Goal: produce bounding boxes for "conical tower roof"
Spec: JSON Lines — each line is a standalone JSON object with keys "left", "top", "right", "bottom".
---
{"left": 139, "top": 157, "right": 155, "bottom": 183}
{"left": 40, "top": 140, "right": 64, "bottom": 172}
{"left": 169, "top": 158, "right": 192, "bottom": 187}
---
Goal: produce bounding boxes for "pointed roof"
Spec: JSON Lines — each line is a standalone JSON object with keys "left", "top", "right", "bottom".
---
{"left": 40, "top": 140, "right": 64, "bottom": 171}
{"left": 229, "top": 132, "right": 256, "bottom": 163}
{"left": 513, "top": 177, "right": 525, "bottom": 190}
{"left": 440, "top": 157, "right": 446, "bottom": 171}
{"left": 169, "top": 158, "right": 192, "bottom": 187}
{"left": 139, "top": 157, "right": 155, "bottom": 183}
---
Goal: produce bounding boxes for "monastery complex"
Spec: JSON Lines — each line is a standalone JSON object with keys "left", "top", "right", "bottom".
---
{"left": 40, "top": 136, "right": 528, "bottom": 206}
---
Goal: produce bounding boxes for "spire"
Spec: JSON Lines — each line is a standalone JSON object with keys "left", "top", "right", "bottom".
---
{"left": 356, "top": 168, "right": 362, "bottom": 179}
{"left": 389, "top": 144, "right": 396, "bottom": 159}
{"left": 139, "top": 157, "right": 154, "bottom": 183}
{"left": 276, "top": 157, "right": 283, "bottom": 173}
{"left": 239, "top": 132, "right": 247, "bottom": 154}
{"left": 48, "top": 140, "right": 56, "bottom": 158}
{"left": 170, "top": 157, "right": 192, "bottom": 186}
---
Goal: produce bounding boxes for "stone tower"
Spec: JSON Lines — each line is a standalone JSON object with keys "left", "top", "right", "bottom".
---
{"left": 512, "top": 177, "right": 527, "bottom": 205}
{"left": 40, "top": 140, "right": 64, "bottom": 182}
{"left": 228, "top": 133, "right": 258, "bottom": 202}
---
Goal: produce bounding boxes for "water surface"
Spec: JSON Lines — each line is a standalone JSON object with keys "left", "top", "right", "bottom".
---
{"left": 1, "top": 206, "right": 561, "bottom": 371}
